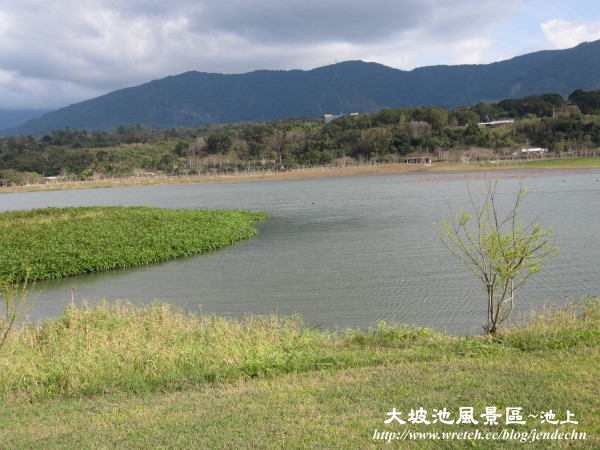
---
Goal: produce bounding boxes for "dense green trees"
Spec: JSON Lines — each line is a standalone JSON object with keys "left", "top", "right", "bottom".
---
{"left": 206, "top": 133, "right": 232, "bottom": 154}
{"left": 568, "top": 89, "right": 600, "bottom": 114}
{"left": 1, "top": 91, "right": 600, "bottom": 185}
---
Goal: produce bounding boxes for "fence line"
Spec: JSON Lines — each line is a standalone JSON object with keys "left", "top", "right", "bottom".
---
{"left": 5, "top": 153, "right": 600, "bottom": 188}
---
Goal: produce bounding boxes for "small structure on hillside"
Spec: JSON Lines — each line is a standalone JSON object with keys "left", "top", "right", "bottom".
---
{"left": 511, "top": 147, "right": 549, "bottom": 158}
{"left": 324, "top": 112, "right": 359, "bottom": 123}
{"left": 478, "top": 119, "right": 515, "bottom": 127}
{"left": 521, "top": 147, "right": 548, "bottom": 154}
{"left": 405, "top": 156, "right": 432, "bottom": 164}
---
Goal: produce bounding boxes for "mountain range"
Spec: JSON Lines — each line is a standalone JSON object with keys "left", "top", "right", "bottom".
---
{"left": 4, "top": 40, "right": 600, "bottom": 135}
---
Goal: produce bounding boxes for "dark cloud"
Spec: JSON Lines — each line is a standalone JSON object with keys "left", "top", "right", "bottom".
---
{"left": 193, "top": 0, "right": 428, "bottom": 44}
{"left": 0, "top": 0, "right": 533, "bottom": 109}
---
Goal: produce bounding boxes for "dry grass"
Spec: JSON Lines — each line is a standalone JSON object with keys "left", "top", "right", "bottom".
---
{"left": 3, "top": 157, "right": 599, "bottom": 194}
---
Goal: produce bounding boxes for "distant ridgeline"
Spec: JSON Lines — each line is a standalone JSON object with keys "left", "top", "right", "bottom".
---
{"left": 2, "top": 40, "right": 600, "bottom": 135}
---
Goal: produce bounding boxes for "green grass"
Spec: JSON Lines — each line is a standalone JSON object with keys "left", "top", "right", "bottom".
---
{"left": 0, "top": 302, "right": 442, "bottom": 401}
{"left": 0, "top": 206, "right": 268, "bottom": 282}
{"left": 2, "top": 347, "right": 593, "bottom": 448}
{"left": 0, "top": 299, "right": 598, "bottom": 447}
{"left": 476, "top": 156, "right": 600, "bottom": 170}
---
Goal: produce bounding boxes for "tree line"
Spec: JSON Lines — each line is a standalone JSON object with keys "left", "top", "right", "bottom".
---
{"left": 1, "top": 89, "right": 600, "bottom": 185}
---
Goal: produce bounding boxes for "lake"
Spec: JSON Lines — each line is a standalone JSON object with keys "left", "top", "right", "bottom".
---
{"left": 2, "top": 169, "right": 599, "bottom": 334}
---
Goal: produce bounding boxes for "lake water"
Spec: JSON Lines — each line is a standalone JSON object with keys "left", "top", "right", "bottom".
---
{"left": 1, "top": 169, "right": 599, "bottom": 334}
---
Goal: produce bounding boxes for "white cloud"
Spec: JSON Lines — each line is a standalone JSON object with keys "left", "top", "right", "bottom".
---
{"left": 541, "top": 18, "right": 600, "bottom": 49}
{"left": 1, "top": 0, "right": 586, "bottom": 110}
{"left": 446, "top": 38, "right": 497, "bottom": 65}
{"left": 0, "top": 69, "right": 100, "bottom": 109}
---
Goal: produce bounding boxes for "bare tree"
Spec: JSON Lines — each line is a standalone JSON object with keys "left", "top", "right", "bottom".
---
{"left": 409, "top": 120, "right": 432, "bottom": 137}
{"left": 0, "top": 272, "right": 35, "bottom": 352}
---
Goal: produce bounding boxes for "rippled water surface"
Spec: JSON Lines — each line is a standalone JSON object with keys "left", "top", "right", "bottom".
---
{"left": 2, "top": 169, "right": 599, "bottom": 334}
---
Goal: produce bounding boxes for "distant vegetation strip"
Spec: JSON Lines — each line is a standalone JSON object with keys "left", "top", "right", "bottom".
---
{"left": 2, "top": 157, "right": 600, "bottom": 195}
{"left": 2, "top": 89, "right": 600, "bottom": 188}
{"left": 0, "top": 206, "right": 268, "bottom": 282}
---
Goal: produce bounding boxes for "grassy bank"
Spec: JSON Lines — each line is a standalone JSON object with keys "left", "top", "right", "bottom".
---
{"left": 0, "top": 299, "right": 598, "bottom": 447}
{"left": 1, "top": 157, "right": 599, "bottom": 194}
{"left": 0, "top": 207, "right": 268, "bottom": 282}
{"left": 465, "top": 156, "right": 600, "bottom": 170}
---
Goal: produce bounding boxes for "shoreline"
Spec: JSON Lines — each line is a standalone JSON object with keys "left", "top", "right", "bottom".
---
{"left": 2, "top": 158, "right": 600, "bottom": 194}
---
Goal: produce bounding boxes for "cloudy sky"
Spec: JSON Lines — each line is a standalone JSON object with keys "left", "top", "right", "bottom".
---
{"left": 1, "top": 0, "right": 600, "bottom": 110}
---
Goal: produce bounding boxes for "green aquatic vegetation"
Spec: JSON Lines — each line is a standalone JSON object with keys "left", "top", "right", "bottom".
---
{"left": 0, "top": 206, "right": 268, "bottom": 282}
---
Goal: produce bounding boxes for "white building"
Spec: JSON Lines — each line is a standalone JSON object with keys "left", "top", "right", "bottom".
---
{"left": 521, "top": 148, "right": 548, "bottom": 153}
{"left": 477, "top": 119, "right": 515, "bottom": 127}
